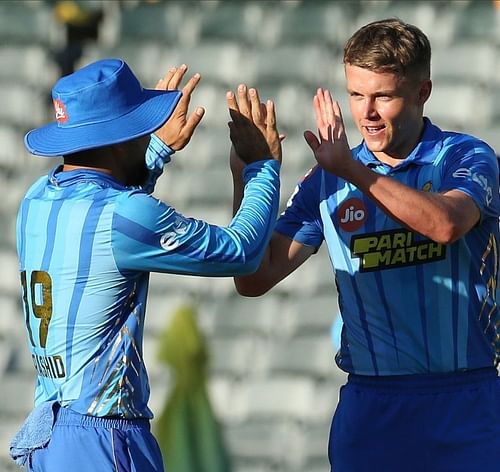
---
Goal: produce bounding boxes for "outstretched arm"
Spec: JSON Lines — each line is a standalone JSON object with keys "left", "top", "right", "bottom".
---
{"left": 114, "top": 82, "right": 285, "bottom": 277}
{"left": 227, "top": 84, "right": 315, "bottom": 296}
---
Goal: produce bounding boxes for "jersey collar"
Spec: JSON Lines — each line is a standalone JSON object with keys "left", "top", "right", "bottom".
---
{"left": 48, "top": 165, "right": 125, "bottom": 189}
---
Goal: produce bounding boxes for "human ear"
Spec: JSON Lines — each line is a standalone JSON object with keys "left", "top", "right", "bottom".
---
{"left": 418, "top": 79, "right": 432, "bottom": 105}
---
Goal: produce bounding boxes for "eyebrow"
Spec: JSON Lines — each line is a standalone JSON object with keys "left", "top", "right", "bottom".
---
{"left": 347, "top": 88, "right": 397, "bottom": 96}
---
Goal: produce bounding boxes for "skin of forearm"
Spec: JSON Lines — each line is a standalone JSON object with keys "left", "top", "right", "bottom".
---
{"left": 341, "top": 159, "right": 474, "bottom": 244}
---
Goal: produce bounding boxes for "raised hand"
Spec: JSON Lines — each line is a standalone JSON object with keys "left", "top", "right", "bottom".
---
{"left": 227, "top": 84, "right": 281, "bottom": 166}
{"left": 154, "top": 64, "right": 205, "bottom": 151}
{"left": 303, "top": 88, "right": 352, "bottom": 176}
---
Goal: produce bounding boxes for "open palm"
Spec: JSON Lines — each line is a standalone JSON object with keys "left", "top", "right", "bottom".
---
{"left": 303, "top": 88, "right": 351, "bottom": 176}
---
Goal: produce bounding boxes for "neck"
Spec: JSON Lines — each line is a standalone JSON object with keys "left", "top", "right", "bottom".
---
{"left": 62, "top": 164, "right": 113, "bottom": 175}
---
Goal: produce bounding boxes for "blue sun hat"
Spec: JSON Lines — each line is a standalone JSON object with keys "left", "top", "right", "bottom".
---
{"left": 25, "top": 58, "right": 182, "bottom": 157}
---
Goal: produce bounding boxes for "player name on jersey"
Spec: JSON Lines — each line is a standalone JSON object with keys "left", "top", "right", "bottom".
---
{"left": 32, "top": 353, "right": 66, "bottom": 378}
{"left": 351, "top": 229, "right": 446, "bottom": 272}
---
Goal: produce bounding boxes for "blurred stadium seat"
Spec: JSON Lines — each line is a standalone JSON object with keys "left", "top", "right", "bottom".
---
{"left": 0, "top": 1, "right": 59, "bottom": 45}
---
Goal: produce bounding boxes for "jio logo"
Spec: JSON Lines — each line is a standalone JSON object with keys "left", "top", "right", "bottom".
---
{"left": 337, "top": 198, "right": 367, "bottom": 232}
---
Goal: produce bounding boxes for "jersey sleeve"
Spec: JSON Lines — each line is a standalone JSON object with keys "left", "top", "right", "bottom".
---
{"left": 439, "top": 139, "right": 499, "bottom": 219}
{"left": 111, "top": 160, "right": 280, "bottom": 276}
{"left": 274, "top": 165, "right": 324, "bottom": 248}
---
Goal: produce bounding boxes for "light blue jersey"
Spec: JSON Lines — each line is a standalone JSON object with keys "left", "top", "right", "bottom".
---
{"left": 17, "top": 159, "right": 280, "bottom": 418}
{"left": 276, "top": 118, "right": 500, "bottom": 375}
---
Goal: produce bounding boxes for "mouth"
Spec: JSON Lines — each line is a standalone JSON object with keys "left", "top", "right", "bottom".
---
{"left": 363, "top": 125, "right": 385, "bottom": 136}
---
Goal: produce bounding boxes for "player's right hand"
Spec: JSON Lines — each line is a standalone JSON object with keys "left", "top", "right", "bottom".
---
{"left": 154, "top": 64, "right": 205, "bottom": 151}
{"left": 303, "top": 88, "right": 352, "bottom": 177}
{"left": 227, "top": 84, "right": 282, "bottom": 165}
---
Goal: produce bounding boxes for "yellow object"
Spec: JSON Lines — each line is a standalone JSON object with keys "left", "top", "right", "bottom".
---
{"left": 54, "top": 1, "right": 92, "bottom": 26}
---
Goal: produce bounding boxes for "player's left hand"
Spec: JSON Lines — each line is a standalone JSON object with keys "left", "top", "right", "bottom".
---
{"left": 154, "top": 64, "right": 205, "bottom": 151}
{"left": 303, "top": 88, "right": 352, "bottom": 177}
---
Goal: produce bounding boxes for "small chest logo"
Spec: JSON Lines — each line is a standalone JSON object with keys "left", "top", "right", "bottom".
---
{"left": 337, "top": 198, "right": 367, "bottom": 232}
{"left": 53, "top": 99, "right": 68, "bottom": 123}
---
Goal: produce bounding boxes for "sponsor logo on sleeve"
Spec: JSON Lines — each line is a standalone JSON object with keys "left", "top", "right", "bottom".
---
{"left": 452, "top": 167, "right": 493, "bottom": 205}
{"left": 160, "top": 216, "right": 189, "bottom": 251}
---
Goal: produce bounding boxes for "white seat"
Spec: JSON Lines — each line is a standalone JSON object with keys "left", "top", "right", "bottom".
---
{"left": 425, "top": 83, "right": 493, "bottom": 129}
{"left": 0, "top": 82, "right": 48, "bottom": 128}
{"left": 269, "top": 334, "right": 337, "bottom": 380}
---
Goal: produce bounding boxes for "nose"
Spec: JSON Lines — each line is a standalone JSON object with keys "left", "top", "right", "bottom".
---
{"left": 362, "top": 98, "right": 378, "bottom": 120}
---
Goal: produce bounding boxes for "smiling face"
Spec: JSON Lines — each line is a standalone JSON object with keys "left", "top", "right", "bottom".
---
{"left": 345, "top": 64, "right": 432, "bottom": 165}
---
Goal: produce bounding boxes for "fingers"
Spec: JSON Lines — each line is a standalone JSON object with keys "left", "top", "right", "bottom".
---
{"left": 177, "top": 72, "right": 201, "bottom": 111}
{"left": 237, "top": 84, "right": 251, "bottom": 120}
{"left": 313, "top": 94, "right": 326, "bottom": 139}
{"left": 227, "top": 85, "right": 264, "bottom": 128}
{"left": 181, "top": 72, "right": 201, "bottom": 96}
{"left": 265, "top": 99, "right": 277, "bottom": 134}
{"left": 313, "top": 88, "right": 344, "bottom": 142}
{"left": 227, "top": 84, "right": 281, "bottom": 163}
{"left": 317, "top": 88, "right": 328, "bottom": 128}
{"left": 332, "top": 99, "right": 345, "bottom": 139}
{"left": 260, "top": 102, "right": 267, "bottom": 122}
{"left": 323, "top": 89, "right": 335, "bottom": 124}
{"left": 183, "top": 106, "right": 205, "bottom": 137}
{"left": 156, "top": 67, "right": 176, "bottom": 90}
{"left": 304, "top": 130, "right": 320, "bottom": 152}
{"left": 167, "top": 64, "right": 188, "bottom": 90}
{"left": 249, "top": 88, "right": 263, "bottom": 125}
{"left": 157, "top": 64, "right": 196, "bottom": 92}
{"left": 227, "top": 91, "right": 241, "bottom": 125}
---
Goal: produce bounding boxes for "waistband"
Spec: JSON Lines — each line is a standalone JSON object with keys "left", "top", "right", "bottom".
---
{"left": 55, "top": 406, "right": 151, "bottom": 431}
{"left": 347, "top": 367, "right": 498, "bottom": 393}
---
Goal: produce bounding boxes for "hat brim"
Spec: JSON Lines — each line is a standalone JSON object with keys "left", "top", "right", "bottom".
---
{"left": 24, "top": 89, "right": 182, "bottom": 157}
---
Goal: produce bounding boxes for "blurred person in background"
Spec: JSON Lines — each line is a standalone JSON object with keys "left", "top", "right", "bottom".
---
{"left": 52, "top": 0, "right": 103, "bottom": 77}
{"left": 10, "top": 58, "right": 282, "bottom": 471}
{"left": 230, "top": 18, "right": 500, "bottom": 472}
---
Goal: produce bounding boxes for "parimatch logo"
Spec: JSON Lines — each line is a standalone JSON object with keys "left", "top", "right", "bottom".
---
{"left": 351, "top": 229, "right": 446, "bottom": 272}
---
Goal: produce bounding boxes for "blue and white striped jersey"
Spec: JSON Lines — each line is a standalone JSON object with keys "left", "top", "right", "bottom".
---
{"left": 17, "top": 159, "right": 280, "bottom": 418}
{"left": 276, "top": 118, "right": 500, "bottom": 375}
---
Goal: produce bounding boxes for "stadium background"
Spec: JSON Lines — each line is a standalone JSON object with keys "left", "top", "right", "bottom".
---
{"left": 0, "top": 1, "right": 498, "bottom": 471}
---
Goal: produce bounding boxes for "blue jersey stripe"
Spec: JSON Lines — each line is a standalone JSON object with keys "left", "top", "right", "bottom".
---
{"left": 65, "top": 195, "right": 108, "bottom": 376}
{"left": 416, "top": 265, "right": 431, "bottom": 371}
{"left": 351, "top": 277, "right": 379, "bottom": 374}
{"left": 114, "top": 213, "right": 159, "bottom": 247}
{"left": 374, "top": 272, "right": 399, "bottom": 365}
{"left": 41, "top": 199, "right": 65, "bottom": 271}
{"left": 17, "top": 199, "right": 30, "bottom": 266}
{"left": 362, "top": 192, "right": 400, "bottom": 366}
{"left": 450, "top": 243, "right": 459, "bottom": 370}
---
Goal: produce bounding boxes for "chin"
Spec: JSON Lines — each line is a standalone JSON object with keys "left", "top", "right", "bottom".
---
{"left": 364, "top": 141, "right": 386, "bottom": 153}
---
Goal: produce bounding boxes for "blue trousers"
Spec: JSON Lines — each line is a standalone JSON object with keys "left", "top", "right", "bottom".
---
{"left": 329, "top": 367, "right": 500, "bottom": 472}
{"left": 30, "top": 407, "right": 164, "bottom": 472}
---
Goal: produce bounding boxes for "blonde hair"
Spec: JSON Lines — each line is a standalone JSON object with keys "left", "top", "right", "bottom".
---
{"left": 344, "top": 18, "right": 431, "bottom": 82}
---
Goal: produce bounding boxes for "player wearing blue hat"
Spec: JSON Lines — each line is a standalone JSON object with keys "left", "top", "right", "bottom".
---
{"left": 11, "top": 58, "right": 283, "bottom": 471}
{"left": 230, "top": 19, "right": 500, "bottom": 471}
